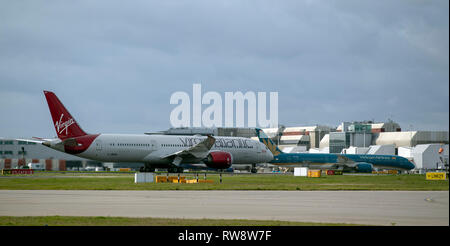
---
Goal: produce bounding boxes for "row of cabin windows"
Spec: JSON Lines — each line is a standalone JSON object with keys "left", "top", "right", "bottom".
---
{"left": 105, "top": 143, "right": 188, "bottom": 148}
{"left": 0, "top": 141, "right": 36, "bottom": 145}
{"left": 108, "top": 143, "right": 151, "bottom": 147}
{"left": 0, "top": 151, "right": 14, "bottom": 155}
{"left": 106, "top": 143, "right": 185, "bottom": 148}
{"left": 159, "top": 144, "right": 252, "bottom": 148}
{"left": 162, "top": 144, "right": 184, "bottom": 147}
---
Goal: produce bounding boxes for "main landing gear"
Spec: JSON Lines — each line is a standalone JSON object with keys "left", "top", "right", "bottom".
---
{"left": 251, "top": 163, "right": 257, "bottom": 174}
{"left": 140, "top": 164, "right": 155, "bottom": 172}
{"left": 167, "top": 166, "right": 184, "bottom": 173}
{"left": 140, "top": 163, "right": 184, "bottom": 173}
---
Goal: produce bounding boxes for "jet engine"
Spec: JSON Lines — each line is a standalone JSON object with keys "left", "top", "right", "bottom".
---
{"left": 355, "top": 163, "right": 373, "bottom": 173}
{"left": 204, "top": 151, "right": 233, "bottom": 169}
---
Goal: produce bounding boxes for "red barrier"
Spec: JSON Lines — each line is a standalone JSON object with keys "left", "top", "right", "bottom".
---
{"left": 59, "top": 160, "right": 66, "bottom": 171}
{"left": 10, "top": 169, "right": 34, "bottom": 175}
{"left": 45, "top": 160, "right": 52, "bottom": 171}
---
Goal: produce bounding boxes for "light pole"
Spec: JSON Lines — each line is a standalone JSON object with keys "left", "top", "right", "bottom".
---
{"left": 21, "top": 147, "right": 25, "bottom": 168}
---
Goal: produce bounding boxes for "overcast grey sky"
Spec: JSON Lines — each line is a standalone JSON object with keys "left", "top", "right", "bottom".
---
{"left": 0, "top": 0, "right": 448, "bottom": 138}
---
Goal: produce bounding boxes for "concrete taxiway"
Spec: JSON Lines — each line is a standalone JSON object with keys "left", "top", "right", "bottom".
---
{"left": 0, "top": 190, "right": 448, "bottom": 226}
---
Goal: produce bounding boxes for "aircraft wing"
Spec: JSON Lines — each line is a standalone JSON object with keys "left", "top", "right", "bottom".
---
{"left": 161, "top": 135, "right": 216, "bottom": 165}
{"left": 336, "top": 154, "right": 354, "bottom": 164}
{"left": 335, "top": 155, "right": 366, "bottom": 169}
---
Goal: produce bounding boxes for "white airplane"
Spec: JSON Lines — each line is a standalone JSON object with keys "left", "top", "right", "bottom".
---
{"left": 20, "top": 91, "right": 273, "bottom": 172}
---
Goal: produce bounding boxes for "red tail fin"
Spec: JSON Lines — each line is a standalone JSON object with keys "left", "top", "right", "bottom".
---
{"left": 44, "top": 91, "right": 87, "bottom": 140}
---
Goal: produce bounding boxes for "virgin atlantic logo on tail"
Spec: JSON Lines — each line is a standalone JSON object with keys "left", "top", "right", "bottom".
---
{"left": 55, "top": 114, "right": 74, "bottom": 135}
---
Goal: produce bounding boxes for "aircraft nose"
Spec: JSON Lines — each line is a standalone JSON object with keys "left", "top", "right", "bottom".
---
{"left": 407, "top": 161, "right": 415, "bottom": 170}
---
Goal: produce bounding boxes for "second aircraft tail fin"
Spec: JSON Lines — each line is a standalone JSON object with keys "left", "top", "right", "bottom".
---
{"left": 255, "top": 128, "right": 283, "bottom": 156}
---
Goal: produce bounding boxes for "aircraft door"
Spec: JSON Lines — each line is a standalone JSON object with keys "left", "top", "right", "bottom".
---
{"left": 256, "top": 142, "right": 261, "bottom": 153}
{"left": 150, "top": 140, "right": 158, "bottom": 151}
{"left": 93, "top": 139, "right": 103, "bottom": 158}
{"left": 95, "top": 140, "right": 102, "bottom": 151}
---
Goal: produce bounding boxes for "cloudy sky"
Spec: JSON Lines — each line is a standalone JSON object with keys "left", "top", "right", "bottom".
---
{"left": 0, "top": 0, "right": 448, "bottom": 138}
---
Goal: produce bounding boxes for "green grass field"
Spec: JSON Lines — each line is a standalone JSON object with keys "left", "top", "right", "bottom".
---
{"left": 0, "top": 216, "right": 364, "bottom": 226}
{"left": 0, "top": 173, "right": 446, "bottom": 226}
{"left": 0, "top": 172, "right": 447, "bottom": 191}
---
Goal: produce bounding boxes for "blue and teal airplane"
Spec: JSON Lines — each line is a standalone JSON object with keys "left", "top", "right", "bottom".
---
{"left": 255, "top": 129, "right": 415, "bottom": 172}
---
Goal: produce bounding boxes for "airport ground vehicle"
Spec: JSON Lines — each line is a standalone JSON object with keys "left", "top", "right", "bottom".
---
{"left": 27, "top": 163, "right": 45, "bottom": 170}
